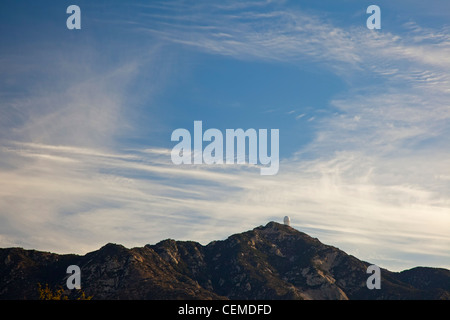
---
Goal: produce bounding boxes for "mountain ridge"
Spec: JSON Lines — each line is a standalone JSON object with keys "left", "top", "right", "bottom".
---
{"left": 1, "top": 221, "right": 449, "bottom": 300}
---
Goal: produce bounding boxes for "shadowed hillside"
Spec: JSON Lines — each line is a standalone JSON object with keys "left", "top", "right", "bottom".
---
{"left": 1, "top": 222, "right": 449, "bottom": 300}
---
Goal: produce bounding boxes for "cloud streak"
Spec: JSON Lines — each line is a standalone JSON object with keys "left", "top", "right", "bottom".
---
{"left": 130, "top": 1, "right": 450, "bottom": 269}
{"left": 1, "top": 138, "right": 449, "bottom": 271}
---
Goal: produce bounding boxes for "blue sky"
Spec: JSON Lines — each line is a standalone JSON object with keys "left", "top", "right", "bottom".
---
{"left": 0, "top": 0, "right": 449, "bottom": 271}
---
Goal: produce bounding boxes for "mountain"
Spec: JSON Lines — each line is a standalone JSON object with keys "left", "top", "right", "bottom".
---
{"left": 1, "top": 222, "right": 449, "bottom": 300}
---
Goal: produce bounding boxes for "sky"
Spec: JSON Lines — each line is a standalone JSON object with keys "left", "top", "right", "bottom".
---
{"left": 0, "top": 0, "right": 449, "bottom": 272}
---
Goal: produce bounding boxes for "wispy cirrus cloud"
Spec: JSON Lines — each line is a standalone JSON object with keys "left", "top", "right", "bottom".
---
{"left": 135, "top": 2, "right": 362, "bottom": 68}
{"left": 125, "top": 1, "right": 450, "bottom": 269}
{"left": 1, "top": 139, "right": 449, "bottom": 271}
{"left": 133, "top": 1, "right": 450, "bottom": 72}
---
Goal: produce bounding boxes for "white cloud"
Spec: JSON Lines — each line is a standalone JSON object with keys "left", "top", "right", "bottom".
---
{"left": 129, "top": 2, "right": 450, "bottom": 270}
{"left": 136, "top": 1, "right": 450, "bottom": 85}
{"left": 1, "top": 139, "right": 448, "bottom": 271}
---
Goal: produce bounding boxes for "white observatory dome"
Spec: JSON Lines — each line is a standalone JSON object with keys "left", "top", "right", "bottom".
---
{"left": 283, "top": 216, "right": 290, "bottom": 226}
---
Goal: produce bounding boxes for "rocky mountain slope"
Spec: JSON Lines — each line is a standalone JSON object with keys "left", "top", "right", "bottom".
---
{"left": 1, "top": 222, "right": 449, "bottom": 300}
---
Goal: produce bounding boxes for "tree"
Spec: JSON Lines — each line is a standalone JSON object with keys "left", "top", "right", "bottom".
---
{"left": 37, "top": 283, "right": 92, "bottom": 300}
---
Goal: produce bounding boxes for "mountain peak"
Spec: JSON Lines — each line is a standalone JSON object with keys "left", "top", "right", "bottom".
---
{"left": 261, "top": 220, "right": 292, "bottom": 230}
{"left": 263, "top": 220, "right": 285, "bottom": 228}
{"left": 97, "top": 242, "right": 128, "bottom": 254}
